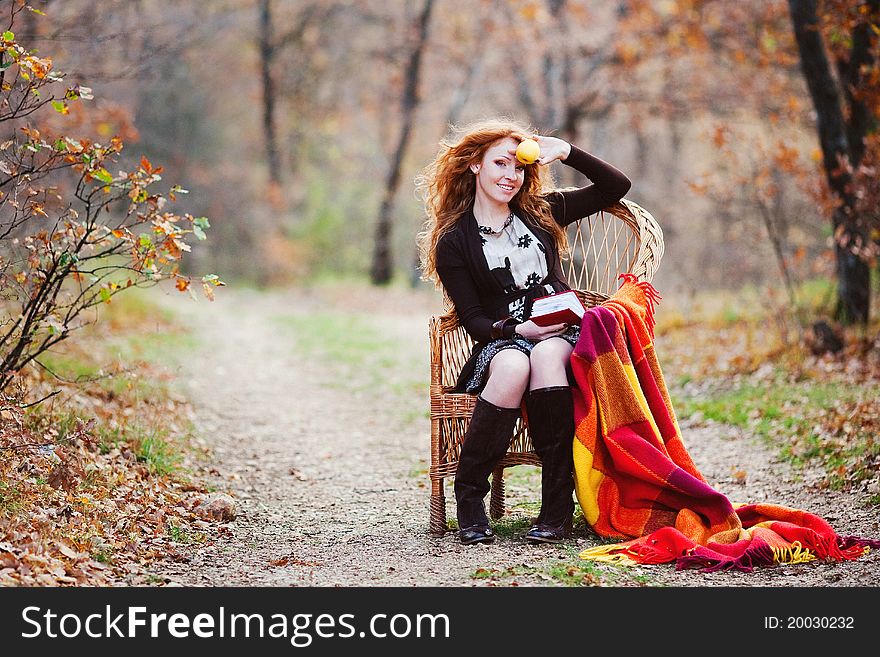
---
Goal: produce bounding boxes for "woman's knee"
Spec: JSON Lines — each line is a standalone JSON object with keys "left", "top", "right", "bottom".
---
{"left": 528, "top": 340, "right": 573, "bottom": 389}
{"left": 487, "top": 350, "right": 531, "bottom": 384}
{"left": 529, "top": 338, "right": 573, "bottom": 369}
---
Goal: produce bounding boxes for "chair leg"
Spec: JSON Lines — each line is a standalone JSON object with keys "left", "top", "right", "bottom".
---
{"left": 489, "top": 466, "right": 505, "bottom": 520}
{"left": 430, "top": 477, "right": 447, "bottom": 537}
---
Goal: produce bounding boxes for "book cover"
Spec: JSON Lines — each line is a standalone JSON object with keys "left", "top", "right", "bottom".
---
{"left": 529, "top": 290, "right": 586, "bottom": 327}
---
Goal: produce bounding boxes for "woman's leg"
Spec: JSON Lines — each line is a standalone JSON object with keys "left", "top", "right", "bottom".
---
{"left": 481, "top": 348, "right": 530, "bottom": 407}
{"left": 454, "top": 349, "right": 529, "bottom": 544}
{"left": 527, "top": 336, "right": 574, "bottom": 391}
{"left": 525, "top": 337, "right": 576, "bottom": 543}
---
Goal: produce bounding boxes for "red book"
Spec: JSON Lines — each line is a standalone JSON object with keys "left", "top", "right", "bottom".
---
{"left": 529, "top": 290, "right": 586, "bottom": 327}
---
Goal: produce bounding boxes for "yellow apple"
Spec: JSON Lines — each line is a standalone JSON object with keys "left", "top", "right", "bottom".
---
{"left": 515, "top": 138, "right": 541, "bottom": 165}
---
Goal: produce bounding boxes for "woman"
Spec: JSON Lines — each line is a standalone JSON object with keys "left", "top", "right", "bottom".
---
{"left": 417, "top": 119, "right": 631, "bottom": 545}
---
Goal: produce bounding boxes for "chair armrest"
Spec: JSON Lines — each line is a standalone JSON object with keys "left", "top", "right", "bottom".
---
{"left": 429, "top": 311, "right": 474, "bottom": 393}
{"left": 618, "top": 199, "right": 664, "bottom": 284}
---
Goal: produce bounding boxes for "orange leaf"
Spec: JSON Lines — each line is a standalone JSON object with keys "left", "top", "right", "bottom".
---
{"left": 519, "top": 2, "right": 538, "bottom": 21}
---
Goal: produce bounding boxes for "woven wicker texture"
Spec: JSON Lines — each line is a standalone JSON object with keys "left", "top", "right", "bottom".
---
{"left": 428, "top": 199, "right": 663, "bottom": 535}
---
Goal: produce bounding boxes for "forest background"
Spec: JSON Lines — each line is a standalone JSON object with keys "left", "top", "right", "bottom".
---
{"left": 15, "top": 0, "right": 874, "bottom": 301}
{"left": 1, "top": 0, "right": 879, "bottom": 587}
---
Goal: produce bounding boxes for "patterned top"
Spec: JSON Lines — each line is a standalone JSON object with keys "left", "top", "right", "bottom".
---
{"left": 479, "top": 214, "right": 555, "bottom": 321}
{"left": 435, "top": 145, "right": 631, "bottom": 346}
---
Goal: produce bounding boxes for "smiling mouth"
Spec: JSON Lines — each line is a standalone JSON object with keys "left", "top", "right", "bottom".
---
{"left": 497, "top": 183, "right": 514, "bottom": 192}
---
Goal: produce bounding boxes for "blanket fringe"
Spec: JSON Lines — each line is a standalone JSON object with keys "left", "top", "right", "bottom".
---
{"left": 772, "top": 541, "right": 816, "bottom": 565}
{"left": 829, "top": 536, "right": 878, "bottom": 560}
{"left": 578, "top": 543, "right": 639, "bottom": 565}
{"left": 674, "top": 536, "right": 871, "bottom": 573}
{"left": 840, "top": 535, "right": 880, "bottom": 554}
{"left": 676, "top": 542, "right": 776, "bottom": 573}
{"left": 801, "top": 532, "right": 874, "bottom": 561}
{"left": 616, "top": 273, "right": 662, "bottom": 337}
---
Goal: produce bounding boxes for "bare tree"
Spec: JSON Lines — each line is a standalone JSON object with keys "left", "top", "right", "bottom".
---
{"left": 259, "top": 0, "right": 282, "bottom": 186}
{"left": 371, "top": 0, "right": 434, "bottom": 285}
{"left": 788, "top": 0, "right": 878, "bottom": 324}
{"left": 257, "top": 0, "right": 326, "bottom": 188}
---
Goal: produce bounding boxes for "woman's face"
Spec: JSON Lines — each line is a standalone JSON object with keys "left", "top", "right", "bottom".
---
{"left": 472, "top": 137, "right": 525, "bottom": 206}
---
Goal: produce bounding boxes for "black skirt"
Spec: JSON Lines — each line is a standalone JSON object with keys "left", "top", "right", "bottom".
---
{"left": 454, "top": 325, "right": 580, "bottom": 394}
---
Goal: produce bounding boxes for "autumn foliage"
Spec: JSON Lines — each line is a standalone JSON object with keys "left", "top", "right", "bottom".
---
{"left": 0, "top": 8, "right": 222, "bottom": 392}
{"left": 0, "top": 296, "right": 223, "bottom": 586}
{"left": 642, "top": 0, "right": 879, "bottom": 321}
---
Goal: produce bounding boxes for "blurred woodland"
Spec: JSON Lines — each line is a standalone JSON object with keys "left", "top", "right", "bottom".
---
{"left": 1, "top": 0, "right": 879, "bottom": 588}
{"left": 6, "top": 0, "right": 877, "bottom": 323}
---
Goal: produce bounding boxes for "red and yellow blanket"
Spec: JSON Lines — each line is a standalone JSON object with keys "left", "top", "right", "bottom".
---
{"left": 571, "top": 274, "right": 880, "bottom": 572}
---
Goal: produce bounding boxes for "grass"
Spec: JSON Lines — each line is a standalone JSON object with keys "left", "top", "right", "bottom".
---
{"left": 108, "top": 326, "right": 199, "bottom": 370}
{"left": 274, "top": 312, "right": 393, "bottom": 373}
{"left": 675, "top": 377, "right": 873, "bottom": 432}
{"left": 0, "top": 284, "right": 212, "bottom": 585}
{"left": 92, "top": 546, "right": 114, "bottom": 564}
{"left": 271, "top": 289, "right": 431, "bottom": 431}
{"left": 485, "top": 516, "right": 533, "bottom": 539}
{"left": 469, "top": 544, "right": 658, "bottom": 587}
{"left": 448, "top": 498, "right": 659, "bottom": 587}
{"left": 0, "top": 480, "right": 25, "bottom": 515}
{"left": 26, "top": 284, "right": 198, "bottom": 422}
{"left": 32, "top": 288, "right": 199, "bottom": 407}
{"left": 542, "top": 560, "right": 654, "bottom": 587}
{"left": 659, "top": 276, "right": 880, "bottom": 500}
{"left": 671, "top": 362, "right": 880, "bottom": 493}
{"left": 167, "top": 520, "right": 206, "bottom": 545}
{"left": 96, "top": 424, "right": 126, "bottom": 454}
{"left": 135, "top": 428, "right": 183, "bottom": 476}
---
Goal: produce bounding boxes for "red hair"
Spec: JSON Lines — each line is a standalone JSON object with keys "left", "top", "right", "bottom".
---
{"left": 416, "top": 118, "right": 567, "bottom": 287}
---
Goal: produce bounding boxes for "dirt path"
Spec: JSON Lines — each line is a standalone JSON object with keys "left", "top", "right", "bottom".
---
{"left": 153, "top": 285, "right": 879, "bottom": 587}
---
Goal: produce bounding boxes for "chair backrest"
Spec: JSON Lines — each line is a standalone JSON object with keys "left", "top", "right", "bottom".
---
{"left": 564, "top": 199, "right": 664, "bottom": 305}
{"left": 431, "top": 199, "right": 663, "bottom": 391}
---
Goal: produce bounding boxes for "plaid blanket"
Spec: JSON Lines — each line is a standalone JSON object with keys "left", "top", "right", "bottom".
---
{"left": 571, "top": 274, "right": 880, "bottom": 572}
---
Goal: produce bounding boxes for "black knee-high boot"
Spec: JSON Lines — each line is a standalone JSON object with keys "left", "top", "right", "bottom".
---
{"left": 524, "top": 386, "right": 575, "bottom": 543}
{"left": 454, "top": 395, "right": 520, "bottom": 544}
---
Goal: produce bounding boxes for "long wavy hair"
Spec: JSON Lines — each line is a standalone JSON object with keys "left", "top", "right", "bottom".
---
{"left": 416, "top": 118, "right": 568, "bottom": 288}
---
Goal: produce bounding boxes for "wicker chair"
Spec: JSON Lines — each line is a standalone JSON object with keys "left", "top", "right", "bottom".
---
{"left": 428, "top": 199, "right": 664, "bottom": 536}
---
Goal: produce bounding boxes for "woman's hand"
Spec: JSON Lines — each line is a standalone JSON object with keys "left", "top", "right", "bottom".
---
{"left": 514, "top": 320, "right": 569, "bottom": 341}
{"left": 532, "top": 135, "right": 571, "bottom": 166}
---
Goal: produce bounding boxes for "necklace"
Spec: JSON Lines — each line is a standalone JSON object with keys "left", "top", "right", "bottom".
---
{"left": 477, "top": 210, "right": 514, "bottom": 236}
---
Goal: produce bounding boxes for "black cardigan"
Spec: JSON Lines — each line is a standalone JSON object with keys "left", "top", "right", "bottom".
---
{"left": 436, "top": 144, "right": 632, "bottom": 347}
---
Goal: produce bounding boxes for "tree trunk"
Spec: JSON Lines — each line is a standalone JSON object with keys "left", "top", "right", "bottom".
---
{"left": 445, "top": 40, "right": 485, "bottom": 128}
{"left": 542, "top": 0, "right": 567, "bottom": 128}
{"left": 371, "top": 0, "right": 434, "bottom": 285}
{"left": 787, "top": 0, "right": 874, "bottom": 324}
{"left": 259, "top": 0, "right": 281, "bottom": 187}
